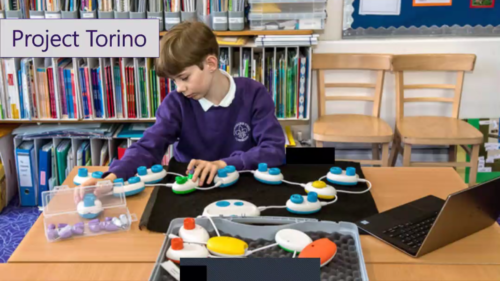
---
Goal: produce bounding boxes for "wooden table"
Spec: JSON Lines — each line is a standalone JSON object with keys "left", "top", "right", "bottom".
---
{"left": 5, "top": 166, "right": 500, "bottom": 280}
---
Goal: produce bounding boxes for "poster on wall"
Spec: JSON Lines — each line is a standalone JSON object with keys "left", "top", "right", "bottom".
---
{"left": 359, "top": 0, "right": 402, "bottom": 15}
{"left": 470, "top": 0, "right": 495, "bottom": 8}
{"left": 413, "top": 0, "right": 452, "bottom": 6}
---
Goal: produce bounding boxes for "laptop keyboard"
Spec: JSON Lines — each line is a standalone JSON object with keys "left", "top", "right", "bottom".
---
{"left": 382, "top": 212, "right": 439, "bottom": 249}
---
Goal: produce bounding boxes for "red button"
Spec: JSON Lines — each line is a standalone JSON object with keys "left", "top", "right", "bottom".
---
{"left": 184, "top": 218, "right": 195, "bottom": 230}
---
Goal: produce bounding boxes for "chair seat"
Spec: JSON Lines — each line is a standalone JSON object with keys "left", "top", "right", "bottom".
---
{"left": 313, "top": 114, "right": 393, "bottom": 143}
{"left": 398, "top": 116, "right": 483, "bottom": 145}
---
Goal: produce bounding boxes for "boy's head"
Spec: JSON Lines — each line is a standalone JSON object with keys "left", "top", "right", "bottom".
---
{"left": 156, "top": 21, "right": 220, "bottom": 100}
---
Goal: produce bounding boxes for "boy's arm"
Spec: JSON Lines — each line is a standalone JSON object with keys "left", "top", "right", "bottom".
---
{"left": 103, "top": 94, "right": 183, "bottom": 180}
{"left": 222, "top": 86, "right": 285, "bottom": 170}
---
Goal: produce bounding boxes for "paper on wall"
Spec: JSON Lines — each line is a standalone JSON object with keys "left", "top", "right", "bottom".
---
{"left": 359, "top": 0, "right": 401, "bottom": 15}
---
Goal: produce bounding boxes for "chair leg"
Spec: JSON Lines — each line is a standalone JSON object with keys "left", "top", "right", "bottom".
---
{"left": 372, "top": 144, "right": 380, "bottom": 162}
{"left": 449, "top": 145, "right": 457, "bottom": 163}
{"left": 316, "top": 141, "right": 324, "bottom": 148}
{"left": 389, "top": 133, "right": 401, "bottom": 167}
{"left": 468, "top": 144, "right": 480, "bottom": 187}
{"left": 403, "top": 144, "right": 412, "bottom": 167}
{"left": 381, "top": 143, "right": 390, "bottom": 167}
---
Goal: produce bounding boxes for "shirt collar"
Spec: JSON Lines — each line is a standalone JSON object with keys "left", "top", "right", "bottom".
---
{"left": 198, "top": 69, "right": 235, "bottom": 112}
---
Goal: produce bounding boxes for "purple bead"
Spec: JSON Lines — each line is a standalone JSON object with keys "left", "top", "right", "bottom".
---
{"left": 47, "top": 228, "right": 59, "bottom": 240}
{"left": 105, "top": 222, "right": 119, "bottom": 231}
{"left": 89, "top": 219, "right": 99, "bottom": 225}
{"left": 48, "top": 224, "right": 56, "bottom": 230}
{"left": 58, "top": 225, "right": 73, "bottom": 239}
{"left": 89, "top": 222, "right": 101, "bottom": 233}
{"left": 74, "top": 222, "right": 84, "bottom": 228}
{"left": 105, "top": 217, "right": 112, "bottom": 222}
{"left": 58, "top": 223, "right": 68, "bottom": 228}
{"left": 72, "top": 223, "right": 85, "bottom": 235}
{"left": 99, "top": 221, "right": 107, "bottom": 229}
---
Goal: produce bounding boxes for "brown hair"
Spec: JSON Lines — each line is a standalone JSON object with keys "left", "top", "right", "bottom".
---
{"left": 156, "top": 21, "right": 219, "bottom": 78}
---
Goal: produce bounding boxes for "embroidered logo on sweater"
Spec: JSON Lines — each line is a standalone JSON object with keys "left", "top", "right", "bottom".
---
{"left": 234, "top": 122, "right": 251, "bottom": 142}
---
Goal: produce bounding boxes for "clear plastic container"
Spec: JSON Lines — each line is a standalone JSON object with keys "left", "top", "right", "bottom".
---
{"left": 248, "top": 0, "right": 326, "bottom": 30}
{"left": 41, "top": 181, "right": 137, "bottom": 242}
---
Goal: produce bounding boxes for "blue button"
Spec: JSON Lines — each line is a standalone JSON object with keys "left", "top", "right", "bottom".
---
{"left": 307, "top": 192, "right": 318, "bottom": 203}
{"left": 225, "top": 166, "right": 236, "bottom": 173}
{"left": 269, "top": 168, "right": 281, "bottom": 176}
{"left": 128, "top": 176, "right": 141, "bottom": 184}
{"left": 78, "top": 168, "right": 88, "bottom": 177}
{"left": 330, "top": 167, "right": 342, "bottom": 175}
{"left": 114, "top": 178, "right": 125, "bottom": 184}
{"left": 216, "top": 201, "right": 230, "bottom": 207}
{"left": 152, "top": 165, "right": 163, "bottom": 173}
{"left": 290, "top": 194, "right": 303, "bottom": 204}
{"left": 83, "top": 194, "right": 96, "bottom": 207}
{"left": 137, "top": 166, "right": 147, "bottom": 176}
{"left": 346, "top": 167, "right": 356, "bottom": 176}
{"left": 234, "top": 201, "right": 244, "bottom": 206}
{"left": 258, "top": 163, "right": 268, "bottom": 172}
{"left": 217, "top": 168, "right": 227, "bottom": 178}
{"left": 92, "top": 171, "right": 103, "bottom": 179}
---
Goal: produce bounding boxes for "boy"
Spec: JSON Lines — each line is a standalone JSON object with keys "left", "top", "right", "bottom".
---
{"left": 81, "top": 21, "right": 285, "bottom": 189}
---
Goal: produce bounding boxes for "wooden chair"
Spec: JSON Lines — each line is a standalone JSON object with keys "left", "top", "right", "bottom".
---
{"left": 312, "top": 54, "right": 394, "bottom": 166}
{"left": 388, "top": 54, "right": 483, "bottom": 186}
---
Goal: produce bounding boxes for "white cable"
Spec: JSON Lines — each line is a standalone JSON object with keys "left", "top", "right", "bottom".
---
{"left": 292, "top": 251, "right": 297, "bottom": 258}
{"left": 246, "top": 243, "right": 278, "bottom": 256}
{"left": 282, "top": 179, "right": 306, "bottom": 187}
{"left": 203, "top": 215, "right": 220, "bottom": 237}
{"left": 335, "top": 179, "right": 372, "bottom": 194}
{"left": 167, "top": 172, "right": 185, "bottom": 177}
{"left": 258, "top": 205, "right": 287, "bottom": 211}
{"left": 145, "top": 183, "right": 174, "bottom": 187}
{"left": 239, "top": 170, "right": 254, "bottom": 174}
{"left": 318, "top": 176, "right": 326, "bottom": 181}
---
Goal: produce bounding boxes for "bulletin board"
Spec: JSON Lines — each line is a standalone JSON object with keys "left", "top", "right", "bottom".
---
{"left": 343, "top": 0, "right": 500, "bottom": 38}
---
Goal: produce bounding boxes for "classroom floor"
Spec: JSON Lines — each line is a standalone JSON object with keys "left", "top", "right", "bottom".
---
{"left": 0, "top": 196, "right": 41, "bottom": 263}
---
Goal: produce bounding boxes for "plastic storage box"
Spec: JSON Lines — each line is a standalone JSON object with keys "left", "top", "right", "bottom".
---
{"left": 41, "top": 182, "right": 137, "bottom": 242}
{"left": 149, "top": 217, "right": 369, "bottom": 281}
{"left": 248, "top": 0, "right": 326, "bottom": 30}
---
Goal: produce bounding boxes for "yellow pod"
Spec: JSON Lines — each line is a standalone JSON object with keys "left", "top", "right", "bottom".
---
{"left": 207, "top": 236, "right": 248, "bottom": 256}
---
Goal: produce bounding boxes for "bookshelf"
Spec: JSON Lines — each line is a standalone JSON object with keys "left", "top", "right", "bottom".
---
{"left": 159, "top": 29, "right": 315, "bottom": 37}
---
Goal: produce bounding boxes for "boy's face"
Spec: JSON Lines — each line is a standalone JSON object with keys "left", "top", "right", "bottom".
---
{"left": 172, "top": 55, "right": 218, "bottom": 100}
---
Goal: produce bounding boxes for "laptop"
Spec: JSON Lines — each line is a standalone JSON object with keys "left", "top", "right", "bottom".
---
{"left": 356, "top": 177, "right": 500, "bottom": 258}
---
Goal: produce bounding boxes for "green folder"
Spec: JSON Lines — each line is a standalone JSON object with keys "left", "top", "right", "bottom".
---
{"left": 56, "top": 140, "right": 71, "bottom": 185}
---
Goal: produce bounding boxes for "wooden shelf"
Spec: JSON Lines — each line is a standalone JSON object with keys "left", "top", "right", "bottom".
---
{"left": 159, "top": 29, "right": 314, "bottom": 37}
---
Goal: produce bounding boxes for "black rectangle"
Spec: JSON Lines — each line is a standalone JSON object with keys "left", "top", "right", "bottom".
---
{"left": 180, "top": 258, "right": 320, "bottom": 281}
{"left": 286, "top": 147, "right": 335, "bottom": 164}
{"left": 180, "top": 265, "right": 207, "bottom": 281}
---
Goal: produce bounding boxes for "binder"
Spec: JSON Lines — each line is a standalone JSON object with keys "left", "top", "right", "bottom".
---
{"left": 38, "top": 141, "right": 52, "bottom": 206}
{"left": 56, "top": 139, "right": 71, "bottom": 185}
{"left": 16, "top": 141, "right": 36, "bottom": 206}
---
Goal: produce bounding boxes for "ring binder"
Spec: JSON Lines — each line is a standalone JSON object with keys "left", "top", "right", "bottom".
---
{"left": 212, "top": 11, "right": 228, "bottom": 31}
{"left": 228, "top": 11, "right": 244, "bottom": 31}
{"left": 164, "top": 11, "right": 180, "bottom": 30}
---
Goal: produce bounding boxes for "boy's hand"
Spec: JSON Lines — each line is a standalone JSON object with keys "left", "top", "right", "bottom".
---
{"left": 187, "top": 160, "right": 227, "bottom": 186}
{"left": 73, "top": 173, "right": 117, "bottom": 204}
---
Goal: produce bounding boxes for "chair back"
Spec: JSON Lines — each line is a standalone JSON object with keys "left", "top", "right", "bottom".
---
{"left": 391, "top": 54, "right": 476, "bottom": 125}
{"left": 312, "top": 53, "right": 392, "bottom": 119}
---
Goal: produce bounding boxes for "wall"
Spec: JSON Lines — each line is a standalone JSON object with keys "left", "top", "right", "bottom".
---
{"left": 310, "top": 0, "right": 500, "bottom": 129}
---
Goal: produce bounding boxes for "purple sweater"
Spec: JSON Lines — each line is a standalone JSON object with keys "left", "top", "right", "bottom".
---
{"left": 107, "top": 78, "right": 286, "bottom": 181}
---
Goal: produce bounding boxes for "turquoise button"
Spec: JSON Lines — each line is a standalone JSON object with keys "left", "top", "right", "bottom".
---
{"left": 78, "top": 168, "right": 88, "bottom": 177}
{"left": 225, "top": 166, "right": 236, "bottom": 173}
{"left": 307, "top": 192, "right": 318, "bottom": 203}
{"left": 269, "top": 168, "right": 281, "bottom": 175}
{"left": 137, "top": 166, "right": 147, "bottom": 176}
{"left": 258, "top": 163, "right": 268, "bottom": 172}
{"left": 83, "top": 194, "right": 96, "bottom": 207}
{"left": 216, "top": 201, "right": 230, "bottom": 207}
{"left": 234, "top": 202, "right": 244, "bottom": 206}
{"left": 114, "top": 178, "right": 125, "bottom": 184}
{"left": 92, "top": 171, "right": 103, "bottom": 179}
{"left": 330, "top": 167, "right": 342, "bottom": 175}
{"left": 290, "top": 194, "right": 303, "bottom": 204}
{"left": 128, "top": 177, "right": 141, "bottom": 184}
{"left": 152, "top": 165, "right": 163, "bottom": 173}
{"left": 217, "top": 169, "right": 227, "bottom": 178}
{"left": 346, "top": 167, "right": 356, "bottom": 176}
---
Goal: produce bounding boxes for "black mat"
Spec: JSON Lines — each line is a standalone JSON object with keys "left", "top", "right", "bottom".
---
{"left": 140, "top": 159, "right": 379, "bottom": 233}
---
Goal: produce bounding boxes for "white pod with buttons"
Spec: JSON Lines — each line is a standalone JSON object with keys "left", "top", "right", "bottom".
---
{"left": 214, "top": 166, "right": 239, "bottom": 187}
{"left": 286, "top": 192, "right": 322, "bottom": 215}
{"left": 178, "top": 218, "right": 210, "bottom": 244}
{"left": 113, "top": 177, "right": 145, "bottom": 197}
{"left": 304, "top": 181, "right": 336, "bottom": 200}
{"left": 326, "top": 167, "right": 359, "bottom": 186}
{"left": 254, "top": 163, "right": 284, "bottom": 185}
{"left": 166, "top": 237, "right": 209, "bottom": 264}
{"left": 73, "top": 168, "right": 91, "bottom": 186}
{"left": 172, "top": 174, "right": 199, "bottom": 195}
{"left": 203, "top": 199, "right": 261, "bottom": 217}
{"left": 136, "top": 165, "right": 167, "bottom": 184}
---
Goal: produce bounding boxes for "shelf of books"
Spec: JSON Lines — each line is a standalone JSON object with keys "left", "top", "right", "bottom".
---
{"left": 0, "top": 43, "right": 313, "bottom": 123}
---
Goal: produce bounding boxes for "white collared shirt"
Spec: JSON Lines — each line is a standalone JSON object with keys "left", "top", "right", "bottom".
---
{"left": 198, "top": 69, "right": 236, "bottom": 112}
